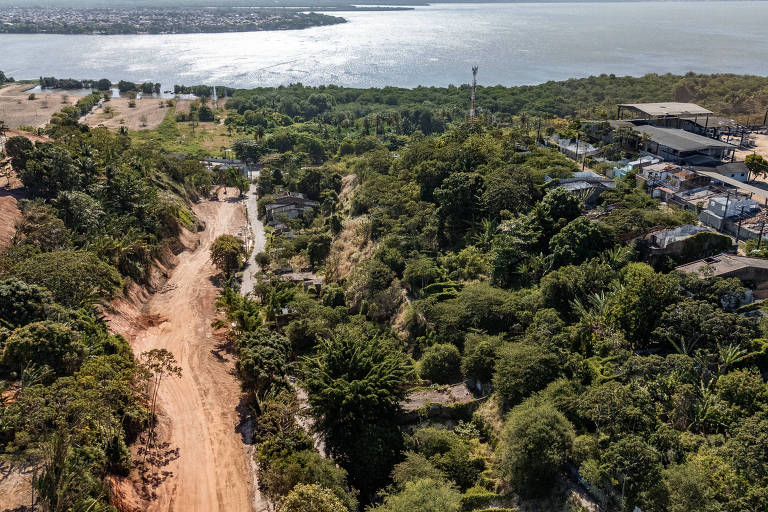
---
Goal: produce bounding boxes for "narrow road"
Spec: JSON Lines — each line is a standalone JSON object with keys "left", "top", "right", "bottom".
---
{"left": 116, "top": 188, "right": 266, "bottom": 512}
{"left": 241, "top": 182, "right": 267, "bottom": 296}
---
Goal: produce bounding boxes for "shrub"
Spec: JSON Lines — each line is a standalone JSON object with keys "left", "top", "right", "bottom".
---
{"left": 493, "top": 343, "right": 559, "bottom": 409}
{"left": 496, "top": 403, "right": 574, "bottom": 497}
{"left": 420, "top": 343, "right": 461, "bottom": 384}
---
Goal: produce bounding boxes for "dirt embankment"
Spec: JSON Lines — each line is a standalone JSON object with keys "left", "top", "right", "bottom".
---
{"left": 0, "top": 186, "right": 23, "bottom": 252}
{"left": 106, "top": 188, "right": 266, "bottom": 512}
{"left": 327, "top": 174, "right": 375, "bottom": 281}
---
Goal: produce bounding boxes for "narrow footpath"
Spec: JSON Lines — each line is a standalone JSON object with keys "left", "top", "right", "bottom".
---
{"left": 242, "top": 182, "right": 267, "bottom": 295}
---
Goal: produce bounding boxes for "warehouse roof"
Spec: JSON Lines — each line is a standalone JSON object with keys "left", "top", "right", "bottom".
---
{"left": 618, "top": 102, "right": 713, "bottom": 116}
{"left": 632, "top": 125, "right": 734, "bottom": 152}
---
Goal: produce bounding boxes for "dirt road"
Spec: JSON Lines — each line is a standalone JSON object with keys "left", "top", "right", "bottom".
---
{"left": 114, "top": 188, "right": 265, "bottom": 512}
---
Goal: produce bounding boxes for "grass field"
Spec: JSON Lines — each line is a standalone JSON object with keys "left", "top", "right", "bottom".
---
{"left": 129, "top": 104, "right": 233, "bottom": 158}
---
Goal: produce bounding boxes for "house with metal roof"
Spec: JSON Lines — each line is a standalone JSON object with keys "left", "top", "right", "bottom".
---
{"left": 617, "top": 102, "right": 713, "bottom": 120}
{"left": 630, "top": 125, "right": 736, "bottom": 164}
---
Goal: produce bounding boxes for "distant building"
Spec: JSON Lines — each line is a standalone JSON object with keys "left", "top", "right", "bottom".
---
{"left": 557, "top": 171, "right": 616, "bottom": 206}
{"left": 690, "top": 161, "right": 750, "bottom": 183}
{"left": 549, "top": 135, "right": 599, "bottom": 160}
{"left": 616, "top": 102, "right": 713, "bottom": 121}
{"left": 264, "top": 192, "right": 320, "bottom": 224}
{"left": 643, "top": 225, "right": 733, "bottom": 265}
{"left": 630, "top": 125, "right": 736, "bottom": 165}
{"left": 676, "top": 253, "right": 768, "bottom": 298}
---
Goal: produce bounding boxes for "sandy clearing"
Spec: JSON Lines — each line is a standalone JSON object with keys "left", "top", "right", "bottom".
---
{"left": 174, "top": 99, "right": 194, "bottom": 115}
{"left": 83, "top": 97, "right": 169, "bottom": 131}
{"left": 0, "top": 87, "right": 78, "bottom": 129}
{"left": 735, "top": 133, "right": 768, "bottom": 161}
{"left": 109, "top": 188, "right": 265, "bottom": 512}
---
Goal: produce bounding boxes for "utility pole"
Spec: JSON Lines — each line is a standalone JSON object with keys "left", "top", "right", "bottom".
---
{"left": 536, "top": 118, "right": 542, "bottom": 144}
{"left": 720, "top": 191, "right": 731, "bottom": 231}
{"left": 469, "top": 66, "right": 478, "bottom": 121}
{"left": 758, "top": 221, "right": 766, "bottom": 251}
{"left": 736, "top": 205, "right": 745, "bottom": 246}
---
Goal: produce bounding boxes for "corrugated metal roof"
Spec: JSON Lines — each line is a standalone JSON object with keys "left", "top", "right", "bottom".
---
{"left": 632, "top": 125, "right": 734, "bottom": 152}
{"left": 618, "top": 102, "right": 713, "bottom": 116}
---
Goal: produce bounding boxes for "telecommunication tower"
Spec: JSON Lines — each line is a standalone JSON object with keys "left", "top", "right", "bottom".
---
{"left": 469, "top": 66, "right": 478, "bottom": 121}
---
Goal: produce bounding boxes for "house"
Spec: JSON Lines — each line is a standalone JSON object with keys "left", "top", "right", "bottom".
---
{"left": 611, "top": 155, "right": 661, "bottom": 179}
{"left": 557, "top": 171, "right": 616, "bottom": 206}
{"left": 704, "top": 196, "right": 760, "bottom": 219}
{"left": 690, "top": 161, "right": 750, "bottom": 183}
{"left": 629, "top": 125, "right": 737, "bottom": 165}
{"left": 264, "top": 192, "right": 320, "bottom": 224}
{"left": 549, "top": 134, "right": 599, "bottom": 160}
{"left": 676, "top": 253, "right": 768, "bottom": 298}
{"left": 616, "top": 102, "right": 713, "bottom": 121}
{"left": 698, "top": 195, "right": 761, "bottom": 235}
{"left": 643, "top": 225, "right": 733, "bottom": 264}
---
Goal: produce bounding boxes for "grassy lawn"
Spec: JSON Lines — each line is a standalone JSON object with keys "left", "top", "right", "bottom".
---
{"left": 129, "top": 106, "right": 234, "bottom": 158}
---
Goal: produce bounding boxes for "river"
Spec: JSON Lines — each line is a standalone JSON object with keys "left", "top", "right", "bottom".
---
{"left": 1, "top": 1, "right": 767, "bottom": 89}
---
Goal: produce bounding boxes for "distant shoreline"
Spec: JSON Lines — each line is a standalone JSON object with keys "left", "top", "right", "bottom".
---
{"left": 0, "top": 7, "right": 349, "bottom": 35}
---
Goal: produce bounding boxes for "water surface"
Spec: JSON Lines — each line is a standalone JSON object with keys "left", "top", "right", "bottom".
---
{"left": 1, "top": 2, "right": 767, "bottom": 88}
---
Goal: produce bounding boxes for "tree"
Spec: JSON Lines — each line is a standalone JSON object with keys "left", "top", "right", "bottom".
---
{"left": 403, "top": 257, "right": 444, "bottom": 295}
{"left": 606, "top": 263, "right": 679, "bottom": 347}
{"left": 1, "top": 321, "right": 87, "bottom": 376}
{"left": 482, "top": 165, "right": 540, "bottom": 219}
{"left": 549, "top": 216, "right": 614, "bottom": 268}
{"left": 493, "top": 342, "right": 559, "bottom": 409}
{"left": 727, "top": 409, "right": 768, "bottom": 482}
{"left": 461, "top": 334, "right": 502, "bottom": 384}
{"left": 391, "top": 452, "right": 445, "bottom": 488}
{"left": 746, "top": 153, "right": 768, "bottom": 181}
{"left": 661, "top": 455, "right": 742, "bottom": 512}
{"left": 279, "top": 484, "right": 348, "bottom": 512}
{"left": 603, "top": 435, "right": 662, "bottom": 508}
{"left": 412, "top": 427, "right": 484, "bottom": 490}
{"left": 652, "top": 299, "right": 757, "bottom": 354}
{"left": 0, "top": 278, "right": 54, "bottom": 328}
{"left": 259, "top": 449, "right": 358, "bottom": 510}
{"left": 4, "top": 135, "right": 34, "bottom": 172}
{"left": 210, "top": 234, "right": 246, "bottom": 277}
{"left": 19, "top": 143, "right": 85, "bottom": 199}
{"left": 371, "top": 478, "right": 462, "bottom": 512}
{"left": 233, "top": 138, "right": 265, "bottom": 164}
{"left": 434, "top": 172, "right": 484, "bottom": 240}
{"left": 301, "top": 327, "right": 413, "bottom": 498}
{"left": 236, "top": 328, "right": 290, "bottom": 402}
{"left": 9, "top": 250, "right": 122, "bottom": 307}
{"left": 14, "top": 204, "right": 70, "bottom": 251}
{"left": 420, "top": 343, "right": 461, "bottom": 384}
{"left": 139, "top": 349, "right": 182, "bottom": 458}
{"left": 534, "top": 186, "right": 581, "bottom": 237}
{"left": 496, "top": 403, "right": 574, "bottom": 497}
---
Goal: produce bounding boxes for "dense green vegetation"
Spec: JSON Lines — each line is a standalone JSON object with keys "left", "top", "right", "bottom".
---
{"left": 5, "top": 70, "right": 768, "bottom": 511}
{"left": 221, "top": 73, "right": 768, "bottom": 131}
{"left": 209, "top": 73, "right": 768, "bottom": 512}
{"left": 0, "top": 110, "right": 214, "bottom": 510}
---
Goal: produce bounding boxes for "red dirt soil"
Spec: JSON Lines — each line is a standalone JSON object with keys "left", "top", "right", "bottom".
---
{"left": 106, "top": 188, "right": 267, "bottom": 512}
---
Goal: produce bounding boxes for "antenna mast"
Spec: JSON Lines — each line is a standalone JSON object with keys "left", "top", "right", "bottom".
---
{"left": 470, "top": 66, "right": 478, "bottom": 121}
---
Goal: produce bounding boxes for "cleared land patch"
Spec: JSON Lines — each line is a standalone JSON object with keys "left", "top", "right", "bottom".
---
{"left": 0, "top": 84, "right": 78, "bottom": 128}
{"left": 83, "top": 97, "right": 169, "bottom": 131}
